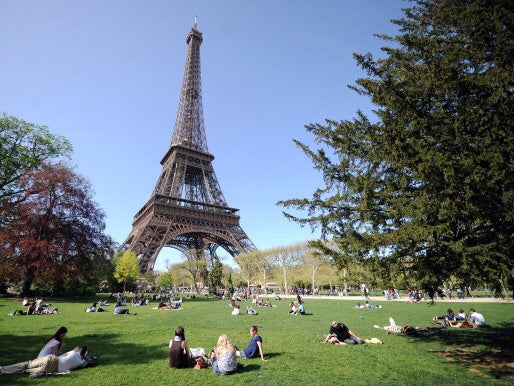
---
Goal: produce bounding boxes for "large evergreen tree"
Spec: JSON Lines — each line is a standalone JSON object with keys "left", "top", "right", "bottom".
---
{"left": 279, "top": 0, "right": 513, "bottom": 296}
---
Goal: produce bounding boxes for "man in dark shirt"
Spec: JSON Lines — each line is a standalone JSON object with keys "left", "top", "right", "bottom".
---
{"left": 327, "top": 321, "right": 364, "bottom": 344}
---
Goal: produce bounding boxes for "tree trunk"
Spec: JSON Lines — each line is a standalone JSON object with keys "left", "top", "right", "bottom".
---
{"left": 282, "top": 267, "right": 288, "bottom": 295}
{"left": 21, "top": 266, "right": 36, "bottom": 297}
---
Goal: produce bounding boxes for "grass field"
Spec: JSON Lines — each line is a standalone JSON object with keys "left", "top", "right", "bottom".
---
{"left": 0, "top": 295, "right": 513, "bottom": 385}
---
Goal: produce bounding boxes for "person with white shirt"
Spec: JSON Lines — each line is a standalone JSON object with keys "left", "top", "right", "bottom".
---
{"left": 0, "top": 346, "right": 93, "bottom": 376}
{"left": 469, "top": 308, "right": 486, "bottom": 326}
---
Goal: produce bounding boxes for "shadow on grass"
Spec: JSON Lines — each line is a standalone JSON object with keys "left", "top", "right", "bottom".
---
{"left": 0, "top": 332, "right": 166, "bottom": 366}
{"left": 428, "top": 322, "right": 514, "bottom": 350}
{"left": 404, "top": 322, "right": 514, "bottom": 382}
{"left": 237, "top": 364, "right": 261, "bottom": 373}
{"left": 261, "top": 352, "right": 281, "bottom": 359}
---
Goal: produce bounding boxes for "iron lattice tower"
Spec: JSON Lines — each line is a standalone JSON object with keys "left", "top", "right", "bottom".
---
{"left": 120, "top": 24, "right": 256, "bottom": 272}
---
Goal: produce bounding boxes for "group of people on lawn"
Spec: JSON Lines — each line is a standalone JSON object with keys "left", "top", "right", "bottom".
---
{"left": 8, "top": 297, "right": 59, "bottom": 315}
{"left": 431, "top": 307, "right": 486, "bottom": 328}
{"left": 169, "top": 325, "right": 266, "bottom": 375}
{"left": 370, "top": 308, "right": 486, "bottom": 336}
{"left": 0, "top": 323, "right": 265, "bottom": 378}
{"left": 324, "top": 307, "right": 486, "bottom": 345}
{"left": 2, "top": 295, "right": 487, "bottom": 378}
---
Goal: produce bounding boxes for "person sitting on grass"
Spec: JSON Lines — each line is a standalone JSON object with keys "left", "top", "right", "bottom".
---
{"left": 456, "top": 309, "right": 467, "bottom": 320}
{"left": 211, "top": 334, "right": 238, "bottom": 375}
{"left": 236, "top": 325, "right": 266, "bottom": 361}
{"left": 295, "top": 301, "right": 306, "bottom": 315}
{"left": 468, "top": 308, "right": 486, "bottom": 327}
{"left": 169, "top": 326, "right": 191, "bottom": 369}
{"left": 9, "top": 301, "right": 37, "bottom": 316}
{"left": 0, "top": 346, "right": 95, "bottom": 377}
{"left": 231, "top": 305, "right": 240, "bottom": 315}
{"left": 327, "top": 321, "right": 365, "bottom": 344}
{"left": 37, "top": 327, "right": 67, "bottom": 358}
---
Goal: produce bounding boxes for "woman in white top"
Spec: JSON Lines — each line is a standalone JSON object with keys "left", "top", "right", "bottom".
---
{"left": 37, "top": 327, "right": 67, "bottom": 358}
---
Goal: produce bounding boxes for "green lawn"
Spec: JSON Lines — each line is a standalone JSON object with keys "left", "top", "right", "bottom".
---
{"left": 0, "top": 295, "right": 513, "bottom": 385}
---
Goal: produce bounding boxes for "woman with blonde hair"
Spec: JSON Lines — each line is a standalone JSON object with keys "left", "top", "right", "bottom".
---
{"left": 210, "top": 334, "right": 237, "bottom": 375}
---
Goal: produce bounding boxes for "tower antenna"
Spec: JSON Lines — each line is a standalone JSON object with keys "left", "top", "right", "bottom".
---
{"left": 194, "top": 15, "right": 198, "bottom": 29}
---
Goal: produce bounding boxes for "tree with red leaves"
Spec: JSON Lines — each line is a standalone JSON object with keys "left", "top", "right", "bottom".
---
{"left": 0, "top": 162, "right": 114, "bottom": 296}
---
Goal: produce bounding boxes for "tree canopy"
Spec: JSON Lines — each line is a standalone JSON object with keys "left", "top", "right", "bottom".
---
{"left": 114, "top": 250, "right": 140, "bottom": 292}
{"left": 278, "top": 0, "right": 514, "bottom": 296}
{"left": 0, "top": 162, "right": 115, "bottom": 296}
{"left": 0, "top": 113, "right": 72, "bottom": 203}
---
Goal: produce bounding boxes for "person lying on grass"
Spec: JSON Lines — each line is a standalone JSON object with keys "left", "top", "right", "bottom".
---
{"left": 324, "top": 334, "right": 347, "bottom": 345}
{"left": 0, "top": 346, "right": 95, "bottom": 377}
{"left": 158, "top": 300, "right": 181, "bottom": 310}
{"left": 373, "top": 318, "right": 427, "bottom": 334}
{"left": 114, "top": 301, "right": 134, "bottom": 314}
{"left": 446, "top": 319, "right": 474, "bottom": 328}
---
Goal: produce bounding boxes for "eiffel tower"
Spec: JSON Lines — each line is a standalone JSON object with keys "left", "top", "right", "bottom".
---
{"left": 121, "top": 22, "right": 256, "bottom": 272}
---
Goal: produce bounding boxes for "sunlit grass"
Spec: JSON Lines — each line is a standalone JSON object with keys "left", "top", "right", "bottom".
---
{"left": 0, "top": 295, "right": 513, "bottom": 385}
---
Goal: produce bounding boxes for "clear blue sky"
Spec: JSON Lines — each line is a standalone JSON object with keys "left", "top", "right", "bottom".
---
{"left": 0, "top": 0, "right": 405, "bottom": 269}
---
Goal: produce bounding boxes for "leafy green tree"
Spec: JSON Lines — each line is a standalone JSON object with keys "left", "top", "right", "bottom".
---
{"left": 114, "top": 250, "right": 140, "bottom": 292}
{"left": 253, "top": 250, "right": 275, "bottom": 294}
{"left": 180, "top": 249, "right": 208, "bottom": 293}
{"left": 234, "top": 252, "right": 258, "bottom": 291}
{"left": 157, "top": 271, "right": 173, "bottom": 289}
{"left": 168, "top": 262, "right": 191, "bottom": 292}
{"left": 271, "top": 244, "right": 304, "bottom": 295}
{"left": 301, "top": 244, "right": 333, "bottom": 294}
{"left": 279, "top": 0, "right": 513, "bottom": 297}
{"left": 0, "top": 113, "right": 72, "bottom": 203}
